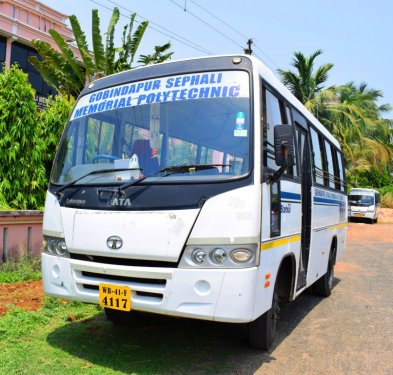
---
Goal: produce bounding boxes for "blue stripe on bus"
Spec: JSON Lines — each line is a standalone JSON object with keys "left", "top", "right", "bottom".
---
{"left": 313, "top": 197, "right": 344, "bottom": 206}
{"left": 281, "top": 192, "right": 301, "bottom": 201}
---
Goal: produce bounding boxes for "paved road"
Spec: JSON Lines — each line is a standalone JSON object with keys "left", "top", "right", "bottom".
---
{"left": 234, "top": 223, "right": 393, "bottom": 374}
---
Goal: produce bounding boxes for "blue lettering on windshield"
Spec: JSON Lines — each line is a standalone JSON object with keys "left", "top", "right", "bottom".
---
{"left": 73, "top": 72, "right": 245, "bottom": 120}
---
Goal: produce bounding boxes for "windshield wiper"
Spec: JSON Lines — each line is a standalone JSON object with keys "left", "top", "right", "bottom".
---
{"left": 159, "top": 163, "right": 231, "bottom": 176}
{"left": 117, "top": 164, "right": 231, "bottom": 195}
{"left": 55, "top": 168, "right": 142, "bottom": 198}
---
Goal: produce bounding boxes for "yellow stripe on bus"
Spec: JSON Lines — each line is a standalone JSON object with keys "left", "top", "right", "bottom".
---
{"left": 261, "top": 235, "right": 301, "bottom": 251}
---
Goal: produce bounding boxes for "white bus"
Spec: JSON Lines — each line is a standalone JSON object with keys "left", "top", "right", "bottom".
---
{"left": 348, "top": 188, "right": 380, "bottom": 223}
{"left": 42, "top": 54, "right": 347, "bottom": 350}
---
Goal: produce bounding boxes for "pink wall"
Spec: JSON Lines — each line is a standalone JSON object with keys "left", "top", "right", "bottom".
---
{"left": 0, "top": 211, "right": 43, "bottom": 262}
{"left": 0, "top": 0, "right": 80, "bottom": 63}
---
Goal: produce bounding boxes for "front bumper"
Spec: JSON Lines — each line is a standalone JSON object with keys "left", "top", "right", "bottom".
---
{"left": 349, "top": 211, "right": 375, "bottom": 220}
{"left": 42, "top": 253, "right": 257, "bottom": 323}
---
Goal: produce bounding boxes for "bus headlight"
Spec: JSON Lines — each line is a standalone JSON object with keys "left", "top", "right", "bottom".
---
{"left": 192, "top": 248, "right": 207, "bottom": 264}
{"left": 43, "top": 236, "right": 69, "bottom": 258}
{"left": 180, "top": 244, "right": 258, "bottom": 268}
{"left": 212, "top": 248, "right": 227, "bottom": 264}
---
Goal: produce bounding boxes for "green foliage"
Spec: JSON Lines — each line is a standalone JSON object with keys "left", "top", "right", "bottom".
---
{"left": 29, "top": 40, "right": 83, "bottom": 97}
{"left": 0, "top": 65, "right": 47, "bottom": 209}
{"left": 30, "top": 7, "right": 173, "bottom": 97}
{"left": 0, "top": 191, "right": 11, "bottom": 210}
{"left": 0, "top": 66, "right": 74, "bottom": 209}
{"left": 0, "top": 256, "right": 41, "bottom": 283}
{"left": 279, "top": 50, "right": 393, "bottom": 188}
{"left": 39, "top": 96, "right": 75, "bottom": 180}
{"left": 277, "top": 49, "right": 334, "bottom": 106}
{"left": 378, "top": 186, "right": 393, "bottom": 208}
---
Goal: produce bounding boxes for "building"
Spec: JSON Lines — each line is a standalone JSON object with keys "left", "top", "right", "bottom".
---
{"left": 0, "top": 0, "right": 78, "bottom": 107}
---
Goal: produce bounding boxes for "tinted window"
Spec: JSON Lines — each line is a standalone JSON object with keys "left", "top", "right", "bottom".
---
{"left": 10, "top": 42, "right": 55, "bottom": 98}
{"left": 335, "top": 150, "right": 345, "bottom": 191}
{"left": 0, "top": 36, "right": 6, "bottom": 68}
{"left": 264, "top": 89, "right": 283, "bottom": 171}
{"left": 324, "top": 140, "right": 335, "bottom": 188}
{"left": 310, "top": 128, "right": 324, "bottom": 185}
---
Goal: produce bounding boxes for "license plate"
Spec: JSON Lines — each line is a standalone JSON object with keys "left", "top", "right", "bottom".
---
{"left": 354, "top": 213, "right": 364, "bottom": 217}
{"left": 99, "top": 283, "right": 131, "bottom": 311}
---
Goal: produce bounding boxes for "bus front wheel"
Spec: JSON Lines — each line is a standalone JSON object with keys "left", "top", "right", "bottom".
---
{"left": 248, "top": 286, "right": 279, "bottom": 350}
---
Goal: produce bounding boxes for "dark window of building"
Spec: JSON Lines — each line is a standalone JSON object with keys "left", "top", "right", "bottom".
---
{"left": 10, "top": 42, "right": 55, "bottom": 100}
{"left": 0, "top": 36, "right": 7, "bottom": 71}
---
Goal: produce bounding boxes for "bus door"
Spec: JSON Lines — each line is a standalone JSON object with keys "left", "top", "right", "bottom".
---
{"left": 294, "top": 113, "right": 312, "bottom": 290}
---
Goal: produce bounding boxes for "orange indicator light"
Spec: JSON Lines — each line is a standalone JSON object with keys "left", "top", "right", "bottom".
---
{"left": 264, "top": 281, "right": 270, "bottom": 288}
{"left": 265, "top": 273, "right": 271, "bottom": 280}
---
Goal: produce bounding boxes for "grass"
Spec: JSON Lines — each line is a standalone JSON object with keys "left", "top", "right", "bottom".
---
{"left": 0, "top": 258, "right": 249, "bottom": 374}
{"left": 0, "top": 256, "right": 41, "bottom": 283}
{"left": 0, "top": 297, "right": 242, "bottom": 374}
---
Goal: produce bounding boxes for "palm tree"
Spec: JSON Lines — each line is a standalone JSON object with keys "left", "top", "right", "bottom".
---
{"left": 279, "top": 50, "right": 393, "bottom": 186}
{"left": 277, "top": 49, "right": 334, "bottom": 110}
{"left": 29, "top": 7, "right": 173, "bottom": 97}
{"left": 332, "top": 83, "right": 393, "bottom": 174}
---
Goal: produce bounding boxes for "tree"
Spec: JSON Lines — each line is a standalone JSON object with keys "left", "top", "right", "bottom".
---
{"left": 0, "top": 66, "right": 46, "bottom": 209}
{"left": 39, "top": 95, "right": 75, "bottom": 180}
{"left": 279, "top": 50, "right": 393, "bottom": 187}
{"left": 277, "top": 49, "right": 334, "bottom": 110}
{"left": 29, "top": 7, "right": 173, "bottom": 97}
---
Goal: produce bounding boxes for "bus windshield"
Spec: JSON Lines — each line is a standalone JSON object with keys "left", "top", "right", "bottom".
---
{"left": 51, "top": 70, "right": 251, "bottom": 186}
{"left": 349, "top": 194, "right": 374, "bottom": 206}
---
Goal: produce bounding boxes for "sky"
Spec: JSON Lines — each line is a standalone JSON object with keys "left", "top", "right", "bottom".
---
{"left": 41, "top": 0, "right": 393, "bottom": 116}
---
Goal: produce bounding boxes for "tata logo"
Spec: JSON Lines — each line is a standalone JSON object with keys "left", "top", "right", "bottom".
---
{"left": 110, "top": 197, "right": 132, "bottom": 207}
{"left": 107, "top": 236, "right": 123, "bottom": 250}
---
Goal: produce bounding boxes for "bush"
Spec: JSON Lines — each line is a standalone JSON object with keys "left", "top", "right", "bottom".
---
{"left": 0, "top": 66, "right": 74, "bottom": 209}
{"left": 39, "top": 95, "right": 75, "bottom": 180}
{"left": 0, "top": 65, "right": 46, "bottom": 209}
{"left": 378, "top": 186, "right": 393, "bottom": 208}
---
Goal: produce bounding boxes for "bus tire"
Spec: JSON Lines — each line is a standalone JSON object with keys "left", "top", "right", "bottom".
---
{"left": 104, "top": 308, "right": 133, "bottom": 326}
{"left": 314, "top": 252, "right": 334, "bottom": 297}
{"left": 248, "top": 286, "right": 279, "bottom": 350}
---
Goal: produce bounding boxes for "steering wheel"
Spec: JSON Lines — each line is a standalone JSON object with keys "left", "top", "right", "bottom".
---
{"left": 92, "top": 154, "right": 117, "bottom": 163}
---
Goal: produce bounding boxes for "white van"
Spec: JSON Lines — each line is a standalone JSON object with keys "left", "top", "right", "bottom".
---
{"left": 348, "top": 188, "right": 380, "bottom": 223}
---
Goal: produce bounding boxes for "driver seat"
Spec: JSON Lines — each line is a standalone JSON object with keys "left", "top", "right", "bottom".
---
{"left": 131, "top": 140, "right": 159, "bottom": 175}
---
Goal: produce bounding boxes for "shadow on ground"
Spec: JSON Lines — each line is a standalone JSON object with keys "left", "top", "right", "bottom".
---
{"left": 47, "top": 278, "right": 341, "bottom": 374}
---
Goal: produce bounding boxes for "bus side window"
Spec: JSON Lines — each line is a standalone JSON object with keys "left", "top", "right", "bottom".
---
{"left": 335, "top": 150, "right": 345, "bottom": 192}
{"left": 263, "top": 88, "right": 297, "bottom": 178}
{"left": 324, "top": 140, "right": 335, "bottom": 189}
{"left": 310, "top": 127, "right": 325, "bottom": 185}
{"left": 283, "top": 105, "right": 297, "bottom": 178}
{"left": 263, "top": 88, "right": 283, "bottom": 171}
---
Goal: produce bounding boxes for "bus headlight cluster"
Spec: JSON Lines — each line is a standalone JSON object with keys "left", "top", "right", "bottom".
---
{"left": 180, "top": 244, "right": 258, "bottom": 268}
{"left": 43, "top": 236, "right": 69, "bottom": 257}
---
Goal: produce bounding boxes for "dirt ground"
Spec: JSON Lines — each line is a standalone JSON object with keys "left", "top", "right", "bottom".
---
{"left": 0, "top": 280, "right": 43, "bottom": 315}
{"left": 0, "top": 208, "right": 392, "bottom": 315}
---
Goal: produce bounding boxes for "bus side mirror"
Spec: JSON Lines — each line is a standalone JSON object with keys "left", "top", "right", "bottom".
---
{"left": 267, "top": 125, "right": 295, "bottom": 185}
{"left": 274, "top": 125, "right": 295, "bottom": 168}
